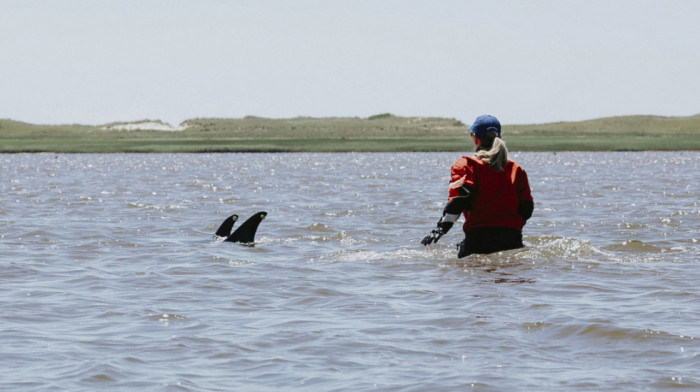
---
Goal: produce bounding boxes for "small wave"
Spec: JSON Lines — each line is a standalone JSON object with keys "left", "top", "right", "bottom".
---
{"left": 522, "top": 321, "right": 552, "bottom": 332}
{"left": 148, "top": 313, "right": 187, "bottom": 326}
{"left": 259, "top": 231, "right": 360, "bottom": 246}
{"left": 228, "top": 259, "right": 255, "bottom": 267}
{"left": 311, "top": 247, "right": 431, "bottom": 264}
{"left": 651, "top": 377, "right": 700, "bottom": 390}
{"left": 542, "top": 321, "right": 697, "bottom": 347}
{"left": 205, "top": 254, "right": 255, "bottom": 267}
{"left": 520, "top": 236, "right": 606, "bottom": 261}
{"left": 522, "top": 236, "right": 696, "bottom": 263}
{"left": 321, "top": 209, "right": 355, "bottom": 217}
{"left": 617, "top": 221, "right": 650, "bottom": 229}
{"left": 603, "top": 240, "right": 677, "bottom": 253}
{"left": 305, "top": 222, "right": 334, "bottom": 232}
{"left": 126, "top": 202, "right": 185, "bottom": 212}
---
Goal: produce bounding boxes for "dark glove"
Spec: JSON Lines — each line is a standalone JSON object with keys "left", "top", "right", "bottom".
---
{"left": 421, "top": 220, "right": 453, "bottom": 246}
{"left": 421, "top": 228, "right": 445, "bottom": 246}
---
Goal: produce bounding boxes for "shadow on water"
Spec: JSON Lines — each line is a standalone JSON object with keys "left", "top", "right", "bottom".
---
{"left": 439, "top": 249, "right": 539, "bottom": 284}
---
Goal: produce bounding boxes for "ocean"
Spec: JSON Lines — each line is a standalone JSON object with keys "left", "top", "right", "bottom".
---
{"left": 1, "top": 152, "right": 698, "bottom": 391}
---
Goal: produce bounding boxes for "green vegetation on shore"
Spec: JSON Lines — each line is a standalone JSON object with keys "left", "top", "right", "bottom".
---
{"left": 1, "top": 114, "right": 698, "bottom": 153}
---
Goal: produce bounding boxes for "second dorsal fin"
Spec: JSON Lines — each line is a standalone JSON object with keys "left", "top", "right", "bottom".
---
{"left": 214, "top": 214, "right": 238, "bottom": 238}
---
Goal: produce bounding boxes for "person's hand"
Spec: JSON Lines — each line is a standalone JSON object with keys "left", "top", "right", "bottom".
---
{"left": 421, "top": 228, "right": 445, "bottom": 246}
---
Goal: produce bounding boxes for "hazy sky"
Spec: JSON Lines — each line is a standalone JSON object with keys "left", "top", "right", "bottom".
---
{"left": 1, "top": 0, "right": 698, "bottom": 126}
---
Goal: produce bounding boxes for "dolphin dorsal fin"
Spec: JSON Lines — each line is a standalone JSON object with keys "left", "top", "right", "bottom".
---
{"left": 215, "top": 214, "right": 238, "bottom": 238}
{"left": 225, "top": 211, "right": 267, "bottom": 245}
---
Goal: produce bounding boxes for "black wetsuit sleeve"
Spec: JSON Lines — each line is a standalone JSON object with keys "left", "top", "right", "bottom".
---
{"left": 517, "top": 200, "right": 534, "bottom": 221}
{"left": 437, "top": 185, "right": 475, "bottom": 233}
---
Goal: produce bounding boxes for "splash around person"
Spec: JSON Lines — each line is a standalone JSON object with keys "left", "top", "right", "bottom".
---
{"left": 421, "top": 115, "right": 534, "bottom": 258}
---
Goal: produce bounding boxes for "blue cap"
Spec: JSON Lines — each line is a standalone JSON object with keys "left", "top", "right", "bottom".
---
{"left": 467, "top": 115, "right": 501, "bottom": 139}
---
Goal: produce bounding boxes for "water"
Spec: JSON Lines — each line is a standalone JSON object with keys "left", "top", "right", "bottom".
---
{"left": 1, "top": 152, "right": 698, "bottom": 391}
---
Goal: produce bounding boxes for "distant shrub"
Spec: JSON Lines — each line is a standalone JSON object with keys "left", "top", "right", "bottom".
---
{"left": 368, "top": 113, "right": 394, "bottom": 120}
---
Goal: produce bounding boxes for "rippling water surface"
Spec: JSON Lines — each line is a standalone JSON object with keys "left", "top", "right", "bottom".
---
{"left": 1, "top": 152, "right": 698, "bottom": 391}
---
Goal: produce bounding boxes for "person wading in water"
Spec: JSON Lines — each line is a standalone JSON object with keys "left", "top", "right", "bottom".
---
{"left": 421, "top": 115, "right": 534, "bottom": 258}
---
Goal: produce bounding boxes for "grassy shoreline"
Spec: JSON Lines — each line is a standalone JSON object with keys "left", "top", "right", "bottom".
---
{"left": 1, "top": 114, "right": 698, "bottom": 152}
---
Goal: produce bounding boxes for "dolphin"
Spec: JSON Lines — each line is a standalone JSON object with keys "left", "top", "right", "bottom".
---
{"left": 215, "top": 212, "right": 267, "bottom": 245}
{"left": 215, "top": 214, "right": 238, "bottom": 238}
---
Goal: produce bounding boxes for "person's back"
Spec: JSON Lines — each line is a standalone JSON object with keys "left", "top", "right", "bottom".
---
{"left": 422, "top": 115, "right": 533, "bottom": 258}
